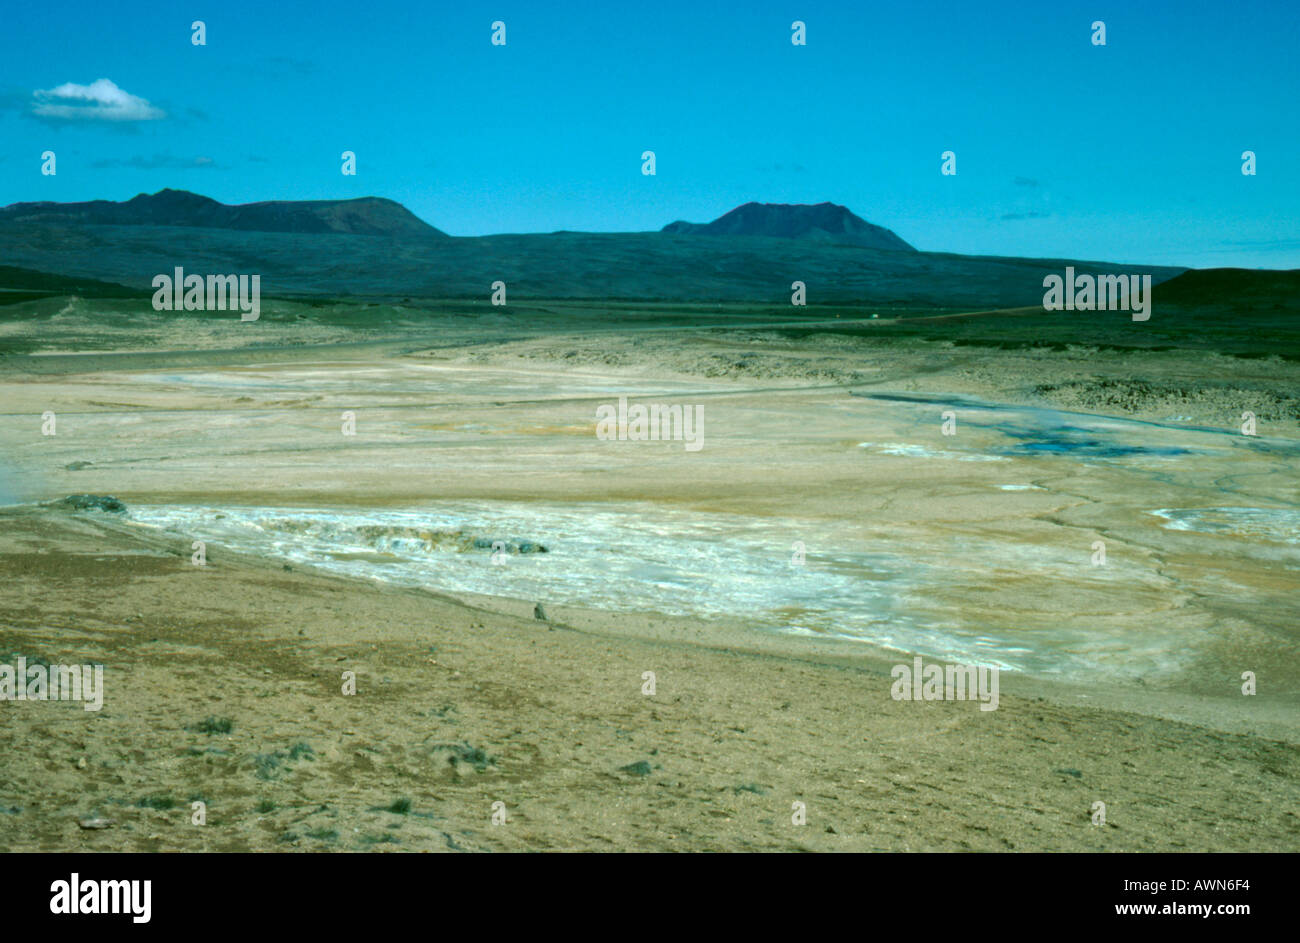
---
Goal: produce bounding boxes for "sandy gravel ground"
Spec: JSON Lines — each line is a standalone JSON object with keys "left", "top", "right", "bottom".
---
{"left": 1, "top": 304, "right": 1296, "bottom": 851}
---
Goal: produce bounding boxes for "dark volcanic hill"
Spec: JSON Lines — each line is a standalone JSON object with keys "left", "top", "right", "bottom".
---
{"left": 662, "top": 202, "right": 914, "bottom": 251}
{"left": 0, "top": 189, "right": 445, "bottom": 238}
{"left": 0, "top": 191, "right": 1189, "bottom": 308}
{"left": 1154, "top": 267, "right": 1300, "bottom": 307}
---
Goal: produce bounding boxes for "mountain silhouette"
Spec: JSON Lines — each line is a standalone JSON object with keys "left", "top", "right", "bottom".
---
{"left": 0, "top": 189, "right": 445, "bottom": 237}
{"left": 1154, "top": 267, "right": 1300, "bottom": 306}
{"left": 0, "top": 191, "right": 1191, "bottom": 308}
{"left": 662, "top": 202, "right": 914, "bottom": 251}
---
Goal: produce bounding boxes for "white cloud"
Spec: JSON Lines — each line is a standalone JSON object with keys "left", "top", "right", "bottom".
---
{"left": 32, "top": 78, "right": 165, "bottom": 121}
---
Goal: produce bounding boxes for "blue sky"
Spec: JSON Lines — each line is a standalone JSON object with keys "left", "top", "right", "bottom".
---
{"left": 1, "top": 0, "right": 1297, "bottom": 267}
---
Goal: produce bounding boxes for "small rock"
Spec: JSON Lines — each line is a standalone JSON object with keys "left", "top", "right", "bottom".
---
{"left": 76, "top": 757, "right": 87, "bottom": 770}
{"left": 62, "top": 494, "right": 126, "bottom": 513}
{"left": 78, "top": 817, "right": 114, "bottom": 830}
{"left": 619, "top": 761, "right": 652, "bottom": 777}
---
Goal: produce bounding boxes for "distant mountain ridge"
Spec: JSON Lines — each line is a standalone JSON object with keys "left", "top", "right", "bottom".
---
{"left": 1153, "top": 267, "right": 1300, "bottom": 305}
{"left": 0, "top": 191, "right": 1192, "bottom": 308}
{"left": 0, "top": 189, "right": 445, "bottom": 238}
{"left": 2, "top": 192, "right": 914, "bottom": 249}
{"left": 663, "top": 202, "right": 915, "bottom": 251}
